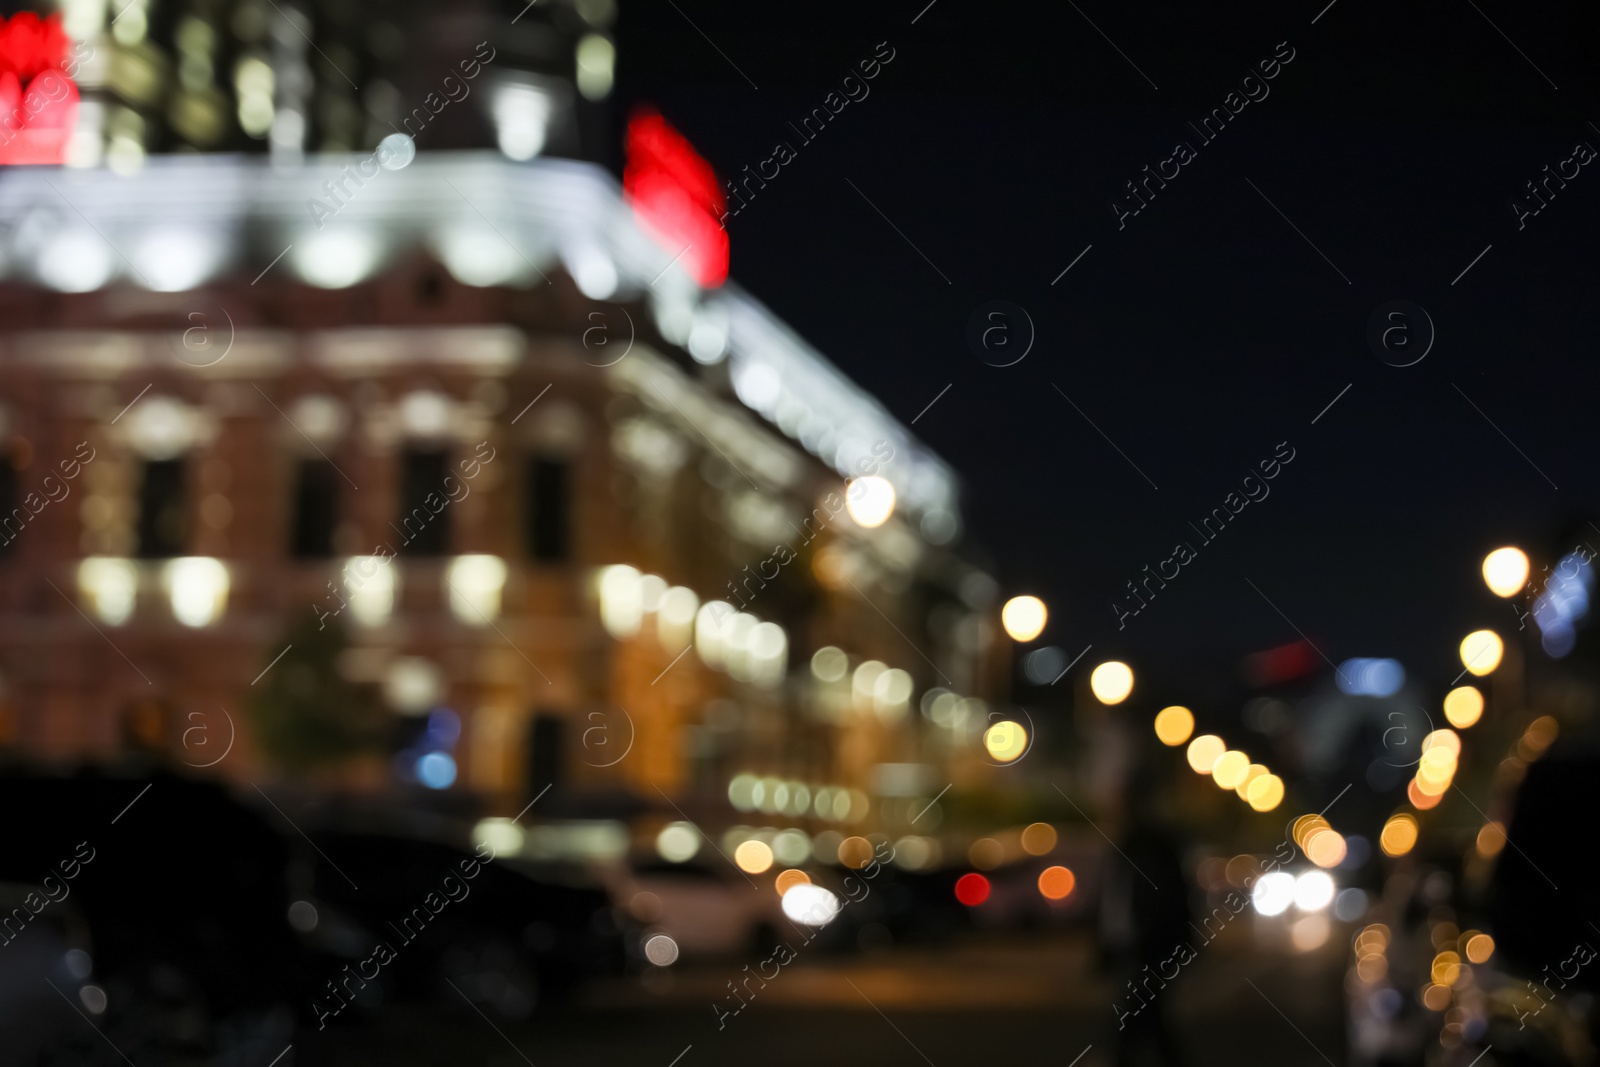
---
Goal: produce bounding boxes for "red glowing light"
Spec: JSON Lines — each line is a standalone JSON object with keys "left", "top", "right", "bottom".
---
{"left": 954, "top": 872, "right": 991, "bottom": 907}
{"left": 0, "top": 13, "right": 77, "bottom": 167}
{"left": 623, "top": 108, "right": 728, "bottom": 288}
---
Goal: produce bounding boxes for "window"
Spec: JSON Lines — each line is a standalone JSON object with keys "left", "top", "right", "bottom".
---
{"left": 524, "top": 457, "right": 570, "bottom": 562}
{"left": 137, "top": 459, "right": 186, "bottom": 558}
{"left": 396, "top": 449, "right": 449, "bottom": 556}
{"left": 290, "top": 459, "right": 339, "bottom": 559}
{"left": 527, "top": 713, "right": 565, "bottom": 793}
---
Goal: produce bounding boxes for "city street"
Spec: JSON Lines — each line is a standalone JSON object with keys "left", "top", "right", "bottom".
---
{"left": 313, "top": 929, "right": 1348, "bottom": 1067}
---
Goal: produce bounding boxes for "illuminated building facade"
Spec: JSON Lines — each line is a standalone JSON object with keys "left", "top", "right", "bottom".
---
{"left": 0, "top": 1, "right": 1003, "bottom": 837}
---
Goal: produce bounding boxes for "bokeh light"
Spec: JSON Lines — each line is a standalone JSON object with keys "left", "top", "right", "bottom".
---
{"left": 1294, "top": 870, "right": 1335, "bottom": 911}
{"left": 1458, "top": 630, "right": 1504, "bottom": 676}
{"left": 1186, "top": 734, "right": 1226, "bottom": 774}
{"left": 1465, "top": 933, "right": 1494, "bottom": 964}
{"left": 1153, "top": 705, "right": 1194, "bottom": 746}
{"left": 968, "top": 837, "right": 1004, "bottom": 870}
{"left": 734, "top": 839, "right": 774, "bottom": 874}
{"left": 1038, "top": 865, "right": 1076, "bottom": 900}
{"left": 1475, "top": 821, "right": 1507, "bottom": 857}
{"left": 644, "top": 933, "right": 679, "bottom": 966}
{"left": 656, "top": 822, "right": 700, "bottom": 863}
{"left": 1000, "top": 596, "right": 1047, "bottom": 642}
{"left": 1252, "top": 871, "right": 1295, "bottom": 916}
{"left": 1020, "top": 822, "right": 1058, "bottom": 856}
{"left": 1089, "top": 661, "right": 1134, "bottom": 704}
{"left": 1234, "top": 763, "right": 1268, "bottom": 800}
{"left": 1211, "top": 750, "right": 1250, "bottom": 790}
{"left": 782, "top": 883, "right": 841, "bottom": 926}
{"left": 1442, "top": 686, "right": 1484, "bottom": 729}
{"left": 954, "top": 872, "right": 991, "bottom": 906}
{"left": 1306, "top": 828, "right": 1348, "bottom": 869}
{"left": 836, "top": 836, "right": 874, "bottom": 869}
{"left": 844, "top": 476, "right": 896, "bottom": 528}
{"left": 774, "top": 868, "right": 811, "bottom": 896}
{"left": 1247, "top": 774, "right": 1284, "bottom": 812}
{"left": 1379, "top": 813, "right": 1418, "bottom": 857}
{"left": 984, "top": 720, "right": 1028, "bottom": 762}
{"left": 1431, "top": 950, "right": 1461, "bottom": 986}
{"left": 1408, "top": 778, "right": 1444, "bottom": 810}
{"left": 1482, "top": 547, "right": 1530, "bottom": 598}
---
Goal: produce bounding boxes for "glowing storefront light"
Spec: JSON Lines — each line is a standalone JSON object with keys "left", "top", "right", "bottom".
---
{"left": 343, "top": 555, "right": 396, "bottom": 627}
{"left": 163, "top": 557, "right": 228, "bottom": 627}
{"left": 133, "top": 228, "right": 222, "bottom": 292}
{"left": 294, "top": 228, "right": 381, "bottom": 289}
{"left": 844, "top": 476, "right": 896, "bottom": 529}
{"left": 1252, "top": 871, "right": 1295, "bottom": 916}
{"left": 446, "top": 554, "right": 508, "bottom": 625}
{"left": 78, "top": 557, "right": 138, "bottom": 626}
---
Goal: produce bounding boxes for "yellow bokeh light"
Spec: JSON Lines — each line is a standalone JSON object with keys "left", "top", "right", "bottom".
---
{"left": 1356, "top": 923, "right": 1390, "bottom": 955}
{"left": 1421, "top": 983, "right": 1452, "bottom": 1011}
{"left": 1186, "top": 734, "right": 1225, "bottom": 774}
{"left": 1153, "top": 706, "right": 1194, "bottom": 747}
{"left": 1380, "top": 813, "right": 1418, "bottom": 857}
{"left": 1431, "top": 950, "right": 1462, "bottom": 986}
{"left": 837, "top": 836, "right": 874, "bottom": 869}
{"left": 1211, "top": 751, "right": 1250, "bottom": 790}
{"left": 1306, "top": 828, "right": 1347, "bottom": 868}
{"left": 1292, "top": 815, "right": 1330, "bottom": 849}
{"left": 1235, "top": 763, "right": 1269, "bottom": 800}
{"left": 1408, "top": 778, "right": 1444, "bottom": 810}
{"left": 844, "top": 476, "right": 896, "bottom": 529}
{"left": 775, "top": 868, "right": 811, "bottom": 896}
{"left": 1356, "top": 954, "right": 1388, "bottom": 982}
{"left": 1443, "top": 686, "right": 1484, "bottom": 729}
{"left": 1459, "top": 630, "right": 1504, "bottom": 676}
{"left": 984, "top": 720, "right": 1028, "bottom": 762}
{"left": 1482, "top": 547, "right": 1530, "bottom": 598}
{"left": 968, "top": 837, "right": 1004, "bottom": 870}
{"left": 1465, "top": 933, "right": 1494, "bottom": 964}
{"left": 1000, "top": 596, "right": 1047, "bottom": 642}
{"left": 1020, "top": 822, "right": 1058, "bottom": 856}
{"left": 734, "top": 839, "right": 774, "bottom": 874}
{"left": 1247, "top": 773, "right": 1284, "bottom": 812}
{"left": 1089, "top": 661, "right": 1134, "bottom": 705}
{"left": 1475, "top": 821, "right": 1507, "bottom": 858}
{"left": 1421, "top": 729, "right": 1461, "bottom": 757}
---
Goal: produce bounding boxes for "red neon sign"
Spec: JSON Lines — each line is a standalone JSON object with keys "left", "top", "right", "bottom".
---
{"left": 0, "top": 12, "right": 77, "bottom": 166}
{"left": 623, "top": 108, "right": 728, "bottom": 288}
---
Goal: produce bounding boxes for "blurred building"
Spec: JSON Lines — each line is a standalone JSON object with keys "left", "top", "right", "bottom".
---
{"left": 0, "top": 0, "right": 1004, "bottom": 826}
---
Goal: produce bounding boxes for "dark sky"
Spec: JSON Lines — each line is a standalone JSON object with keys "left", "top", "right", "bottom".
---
{"left": 614, "top": 0, "right": 1600, "bottom": 699}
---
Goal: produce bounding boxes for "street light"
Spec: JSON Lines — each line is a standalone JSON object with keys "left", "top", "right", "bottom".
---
{"left": 844, "top": 476, "right": 896, "bottom": 528}
{"left": 1459, "top": 630, "right": 1504, "bottom": 676}
{"left": 1482, "top": 547, "right": 1530, "bottom": 598}
{"left": 1001, "top": 596, "right": 1047, "bottom": 642}
{"left": 1089, "top": 661, "right": 1133, "bottom": 704}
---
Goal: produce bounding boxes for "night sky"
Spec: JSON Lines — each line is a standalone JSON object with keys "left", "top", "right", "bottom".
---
{"left": 614, "top": 0, "right": 1600, "bottom": 702}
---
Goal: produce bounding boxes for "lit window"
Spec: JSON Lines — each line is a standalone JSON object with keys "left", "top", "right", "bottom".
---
{"left": 446, "top": 555, "right": 507, "bottom": 625}
{"left": 78, "top": 557, "right": 139, "bottom": 626}
{"left": 163, "top": 556, "right": 228, "bottom": 627}
{"left": 343, "top": 555, "right": 396, "bottom": 628}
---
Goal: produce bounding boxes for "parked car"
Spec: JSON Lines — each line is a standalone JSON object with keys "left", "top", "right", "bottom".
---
{"left": 296, "top": 827, "right": 630, "bottom": 1022}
